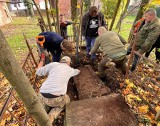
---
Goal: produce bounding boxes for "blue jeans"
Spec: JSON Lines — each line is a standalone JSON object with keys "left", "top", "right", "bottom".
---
{"left": 85, "top": 36, "right": 96, "bottom": 59}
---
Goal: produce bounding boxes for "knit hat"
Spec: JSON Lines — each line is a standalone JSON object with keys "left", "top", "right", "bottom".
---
{"left": 60, "top": 56, "right": 71, "bottom": 63}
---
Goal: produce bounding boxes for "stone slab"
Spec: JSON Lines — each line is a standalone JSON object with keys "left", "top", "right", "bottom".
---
{"left": 65, "top": 93, "right": 138, "bottom": 126}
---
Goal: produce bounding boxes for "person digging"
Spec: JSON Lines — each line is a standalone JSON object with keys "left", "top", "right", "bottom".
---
{"left": 89, "top": 26, "right": 127, "bottom": 82}
{"left": 36, "top": 55, "right": 80, "bottom": 123}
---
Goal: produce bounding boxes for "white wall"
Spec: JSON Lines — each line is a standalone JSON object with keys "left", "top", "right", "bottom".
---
{"left": 9, "top": 1, "right": 48, "bottom": 10}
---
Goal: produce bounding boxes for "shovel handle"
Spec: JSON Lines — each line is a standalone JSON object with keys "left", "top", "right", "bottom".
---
{"left": 36, "top": 36, "right": 45, "bottom": 47}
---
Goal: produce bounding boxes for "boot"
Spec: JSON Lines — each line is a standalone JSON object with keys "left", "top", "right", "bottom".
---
{"left": 99, "top": 76, "right": 107, "bottom": 82}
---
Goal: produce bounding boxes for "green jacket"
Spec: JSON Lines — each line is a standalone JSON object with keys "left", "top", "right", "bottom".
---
{"left": 91, "top": 31, "right": 126, "bottom": 59}
{"left": 136, "top": 17, "right": 160, "bottom": 54}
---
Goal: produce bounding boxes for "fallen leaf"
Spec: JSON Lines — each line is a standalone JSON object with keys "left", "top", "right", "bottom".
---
{"left": 155, "top": 106, "right": 160, "bottom": 113}
{"left": 138, "top": 105, "right": 149, "bottom": 114}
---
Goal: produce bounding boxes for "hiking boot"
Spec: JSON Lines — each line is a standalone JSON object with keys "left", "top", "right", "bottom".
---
{"left": 131, "top": 65, "right": 136, "bottom": 72}
{"left": 99, "top": 76, "right": 107, "bottom": 82}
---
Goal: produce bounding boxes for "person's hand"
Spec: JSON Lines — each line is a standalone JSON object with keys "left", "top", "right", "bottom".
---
{"left": 89, "top": 52, "right": 91, "bottom": 55}
{"left": 82, "top": 36, "right": 85, "bottom": 41}
{"left": 41, "top": 53, "right": 45, "bottom": 61}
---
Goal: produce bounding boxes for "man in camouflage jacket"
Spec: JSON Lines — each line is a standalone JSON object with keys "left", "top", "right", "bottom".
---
{"left": 131, "top": 8, "right": 160, "bottom": 71}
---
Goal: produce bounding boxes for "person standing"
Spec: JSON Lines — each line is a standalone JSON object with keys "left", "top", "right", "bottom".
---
{"left": 82, "top": 6, "right": 107, "bottom": 60}
{"left": 36, "top": 32, "right": 73, "bottom": 62}
{"left": 90, "top": 26, "right": 127, "bottom": 81}
{"left": 127, "top": 16, "right": 160, "bottom": 64}
{"left": 36, "top": 56, "right": 80, "bottom": 122}
{"left": 130, "top": 8, "right": 160, "bottom": 71}
{"left": 59, "top": 14, "right": 73, "bottom": 39}
{"left": 145, "top": 35, "right": 160, "bottom": 64}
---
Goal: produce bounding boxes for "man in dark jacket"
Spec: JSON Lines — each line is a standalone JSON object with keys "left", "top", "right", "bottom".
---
{"left": 82, "top": 6, "right": 107, "bottom": 60}
{"left": 37, "top": 32, "right": 73, "bottom": 62}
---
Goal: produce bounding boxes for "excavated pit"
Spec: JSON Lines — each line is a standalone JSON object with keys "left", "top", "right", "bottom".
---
{"left": 53, "top": 51, "right": 138, "bottom": 126}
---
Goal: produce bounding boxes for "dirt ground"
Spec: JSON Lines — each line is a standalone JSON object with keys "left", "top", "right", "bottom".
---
{"left": 70, "top": 49, "right": 125, "bottom": 93}
{"left": 53, "top": 50, "right": 127, "bottom": 126}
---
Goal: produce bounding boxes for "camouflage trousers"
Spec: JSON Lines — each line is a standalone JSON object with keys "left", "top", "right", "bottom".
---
{"left": 98, "top": 55, "right": 127, "bottom": 77}
{"left": 39, "top": 94, "right": 70, "bottom": 122}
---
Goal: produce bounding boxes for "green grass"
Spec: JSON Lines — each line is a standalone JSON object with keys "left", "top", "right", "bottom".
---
{"left": 112, "top": 15, "right": 136, "bottom": 40}
{"left": 1, "top": 16, "right": 41, "bottom": 58}
{"left": 1, "top": 15, "right": 136, "bottom": 59}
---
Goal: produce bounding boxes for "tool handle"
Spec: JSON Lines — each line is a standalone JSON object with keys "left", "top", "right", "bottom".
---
{"left": 36, "top": 36, "right": 45, "bottom": 47}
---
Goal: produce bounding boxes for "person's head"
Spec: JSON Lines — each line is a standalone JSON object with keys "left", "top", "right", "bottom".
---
{"left": 60, "top": 56, "right": 71, "bottom": 65}
{"left": 61, "top": 39, "right": 74, "bottom": 52}
{"left": 144, "top": 8, "right": 157, "bottom": 23}
{"left": 59, "top": 14, "right": 64, "bottom": 22}
{"left": 98, "top": 26, "right": 107, "bottom": 35}
{"left": 89, "top": 6, "right": 98, "bottom": 17}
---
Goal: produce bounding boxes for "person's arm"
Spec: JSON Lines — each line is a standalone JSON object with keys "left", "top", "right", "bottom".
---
{"left": 66, "top": 21, "right": 73, "bottom": 25}
{"left": 36, "top": 54, "right": 52, "bottom": 76}
{"left": 71, "top": 69, "right": 80, "bottom": 76}
{"left": 139, "top": 27, "right": 160, "bottom": 54}
{"left": 38, "top": 53, "right": 45, "bottom": 68}
{"left": 117, "top": 33, "right": 127, "bottom": 45}
{"left": 36, "top": 63, "right": 53, "bottom": 76}
{"left": 100, "top": 12, "right": 108, "bottom": 30}
{"left": 38, "top": 60, "right": 44, "bottom": 68}
{"left": 90, "top": 38, "right": 100, "bottom": 54}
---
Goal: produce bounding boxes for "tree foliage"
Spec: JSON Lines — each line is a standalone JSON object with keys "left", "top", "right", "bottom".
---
{"left": 101, "top": 0, "right": 118, "bottom": 19}
{"left": 83, "top": 0, "right": 91, "bottom": 12}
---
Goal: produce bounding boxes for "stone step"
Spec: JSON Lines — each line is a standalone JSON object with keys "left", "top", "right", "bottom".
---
{"left": 73, "top": 65, "right": 111, "bottom": 100}
{"left": 65, "top": 93, "right": 138, "bottom": 126}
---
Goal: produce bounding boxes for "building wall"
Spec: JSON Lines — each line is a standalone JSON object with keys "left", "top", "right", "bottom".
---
{"left": 0, "top": 2, "right": 12, "bottom": 26}
{"left": 58, "top": 0, "right": 71, "bottom": 19}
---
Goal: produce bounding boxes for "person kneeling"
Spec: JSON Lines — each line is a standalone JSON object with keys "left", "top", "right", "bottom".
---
{"left": 36, "top": 56, "right": 80, "bottom": 122}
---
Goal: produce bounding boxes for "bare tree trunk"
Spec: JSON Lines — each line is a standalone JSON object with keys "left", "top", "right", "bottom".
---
{"left": 71, "top": 0, "right": 78, "bottom": 21}
{"left": 127, "top": 0, "right": 150, "bottom": 42}
{"left": 134, "top": 0, "right": 150, "bottom": 22}
{"left": 48, "top": 0, "right": 57, "bottom": 32}
{"left": 0, "top": 29, "right": 52, "bottom": 126}
{"left": 48, "top": 0, "right": 56, "bottom": 8}
{"left": 55, "top": 0, "right": 60, "bottom": 34}
{"left": 44, "top": 0, "right": 52, "bottom": 31}
{"left": 116, "top": 0, "right": 130, "bottom": 29}
{"left": 32, "top": 0, "right": 48, "bottom": 31}
{"left": 109, "top": 0, "right": 122, "bottom": 31}
{"left": 79, "top": 0, "right": 83, "bottom": 47}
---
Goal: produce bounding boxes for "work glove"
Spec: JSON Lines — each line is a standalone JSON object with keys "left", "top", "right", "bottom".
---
{"left": 40, "top": 53, "right": 45, "bottom": 61}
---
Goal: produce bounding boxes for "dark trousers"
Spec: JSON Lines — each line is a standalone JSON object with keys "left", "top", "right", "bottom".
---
{"left": 145, "top": 36, "right": 160, "bottom": 61}
{"left": 50, "top": 50, "right": 62, "bottom": 62}
{"left": 131, "top": 54, "right": 139, "bottom": 72}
